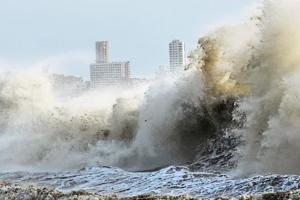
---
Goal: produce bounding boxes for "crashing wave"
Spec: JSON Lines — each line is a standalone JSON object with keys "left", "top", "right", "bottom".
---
{"left": 1, "top": 0, "right": 300, "bottom": 177}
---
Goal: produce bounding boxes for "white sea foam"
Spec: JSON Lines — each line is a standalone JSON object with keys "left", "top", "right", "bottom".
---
{"left": 1, "top": 0, "right": 300, "bottom": 176}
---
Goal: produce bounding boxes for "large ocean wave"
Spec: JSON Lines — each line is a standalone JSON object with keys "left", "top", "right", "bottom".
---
{"left": 1, "top": 0, "right": 300, "bottom": 176}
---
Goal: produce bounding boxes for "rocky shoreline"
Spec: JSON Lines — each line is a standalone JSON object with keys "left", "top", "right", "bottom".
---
{"left": 1, "top": 182, "right": 300, "bottom": 200}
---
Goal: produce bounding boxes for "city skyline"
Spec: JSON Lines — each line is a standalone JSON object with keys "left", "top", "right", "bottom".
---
{"left": 0, "top": 0, "right": 258, "bottom": 79}
{"left": 90, "top": 41, "right": 131, "bottom": 87}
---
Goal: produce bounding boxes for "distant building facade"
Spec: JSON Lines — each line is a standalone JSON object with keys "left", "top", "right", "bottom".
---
{"left": 50, "top": 74, "right": 88, "bottom": 96}
{"left": 155, "top": 65, "right": 169, "bottom": 78}
{"left": 90, "top": 62, "right": 130, "bottom": 86}
{"left": 90, "top": 41, "right": 130, "bottom": 87}
{"left": 169, "top": 40, "right": 186, "bottom": 72}
{"left": 96, "top": 41, "right": 109, "bottom": 64}
{"left": 129, "top": 77, "right": 149, "bottom": 87}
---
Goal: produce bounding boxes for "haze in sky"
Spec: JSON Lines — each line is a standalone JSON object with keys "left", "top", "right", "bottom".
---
{"left": 0, "top": 0, "right": 258, "bottom": 79}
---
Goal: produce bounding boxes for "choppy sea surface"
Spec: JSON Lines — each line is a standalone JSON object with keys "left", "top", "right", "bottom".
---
{"left": 1, "top": 166, "right": 300, "bottom": 198}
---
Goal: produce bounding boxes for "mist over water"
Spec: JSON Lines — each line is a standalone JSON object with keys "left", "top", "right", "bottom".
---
{"left": 191, "top": 0, "right": 300, "bottom": 175}
{"left": 0, "top": 69, "right": 207, "bottom": 172}
{"left": 1, "top": 0, "right": 300, "bottom": 177}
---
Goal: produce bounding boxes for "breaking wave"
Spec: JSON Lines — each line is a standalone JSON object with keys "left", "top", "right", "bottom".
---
{"left": 1, "top": 0, "right": 300, "bottom": 176}
{"left": 189, "top": 0, "right": 300, "bottom": 175}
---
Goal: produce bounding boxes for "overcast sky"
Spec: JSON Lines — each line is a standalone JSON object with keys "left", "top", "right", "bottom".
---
{"left": 0, "top": 0, "right": 258, "bottom": 79}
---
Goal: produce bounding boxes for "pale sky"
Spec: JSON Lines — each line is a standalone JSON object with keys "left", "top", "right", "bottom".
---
{"left": 0, "top": 0, "right": 258, "bottom": 79}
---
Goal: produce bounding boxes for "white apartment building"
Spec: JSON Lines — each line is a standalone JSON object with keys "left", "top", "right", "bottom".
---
{"left": 90, "top": 41, "right": 130, "bottom": 87}
{"left": 90, "top": 62, "right": 130, "bottom": 87}
{"left": 169, "top": 40, "right": 186, "bottom": 72}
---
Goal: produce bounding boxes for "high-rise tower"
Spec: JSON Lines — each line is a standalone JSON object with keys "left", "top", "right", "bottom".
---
{"left": 96, "top": 41, "right": 109, "bottom": 63}
{"left": 169, "top": 40, "right": 185, "bottom": 72}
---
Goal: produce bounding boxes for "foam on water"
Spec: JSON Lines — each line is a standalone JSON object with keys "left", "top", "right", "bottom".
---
{"left": 1, "top": 166, "right": 300, "bottom": 198}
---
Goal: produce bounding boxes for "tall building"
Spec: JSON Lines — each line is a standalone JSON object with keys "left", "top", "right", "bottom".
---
{"left": 90, "top": 41, "right": 130, "bottom": 87}
{"left": 169, "top": 40, "right": 185, "bottom": 72}
{"left": 96, "top": 41, "right": 109, "bottom": 63}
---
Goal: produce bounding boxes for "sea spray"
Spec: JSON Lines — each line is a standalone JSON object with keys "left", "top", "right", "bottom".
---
{"left": 2, "top": 0, "right": 300, "bottom": 176}
{"left": 0, "top": 72, "right": 147, "bottom": 171}
{"left": 190, "top": 0, "right": 300, "bottom": 175}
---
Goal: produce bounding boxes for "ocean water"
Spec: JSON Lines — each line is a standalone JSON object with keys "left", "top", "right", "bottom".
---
{"left": 1, "top": 166, "right": 300, "bottom": 198}
{"left": 1, "top": 0, "right": 300, "bottom": 198}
